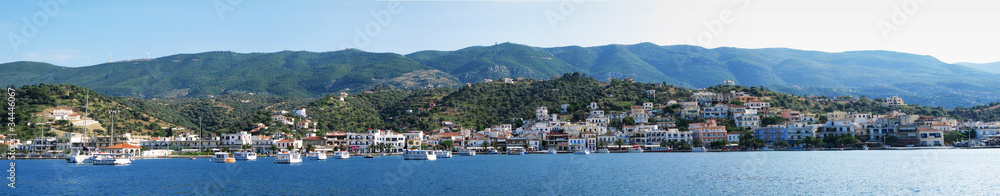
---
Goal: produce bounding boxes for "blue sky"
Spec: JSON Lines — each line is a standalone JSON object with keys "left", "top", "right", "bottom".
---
{"left": 2, "top": 0, "right": 999, "bottom": 67}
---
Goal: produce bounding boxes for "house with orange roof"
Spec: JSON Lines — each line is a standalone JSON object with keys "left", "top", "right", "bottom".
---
{"left": 107, "top": 143, "right": 142, "bottom": 155}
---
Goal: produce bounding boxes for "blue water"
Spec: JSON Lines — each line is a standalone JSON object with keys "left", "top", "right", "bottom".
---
{"left": 3, "top": 149, "right": 1000, "bottom": 195}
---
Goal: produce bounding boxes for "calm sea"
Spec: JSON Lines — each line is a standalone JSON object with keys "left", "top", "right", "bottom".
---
{"left": 4, "top": 149, "right": 1000, "bottom": 195}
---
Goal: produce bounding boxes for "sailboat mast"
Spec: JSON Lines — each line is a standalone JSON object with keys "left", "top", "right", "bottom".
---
{"left": 84, "top": 91, "right": 89, "bottom": 148}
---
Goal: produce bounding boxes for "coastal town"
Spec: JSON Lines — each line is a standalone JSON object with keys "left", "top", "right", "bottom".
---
{"left": 5, "top": 80, "right": 1000, "bottom": 160}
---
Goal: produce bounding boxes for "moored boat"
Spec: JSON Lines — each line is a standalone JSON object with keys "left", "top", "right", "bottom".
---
{"left": 403, "top": 150, "right": 437, "bottom": 160}
{"left": 628, "top": 146, "right": 644, "bottom": 153}
{"left": 435, "top": 150, "right": 453, "bottom": 158}
{"left": 648, "top": 147, "right": 672, "bottom": 152}
{"left": 691, "top": 147, "right": 707, "bottom": 152}
{"left": 597, "top": 148, "right": 610, "bottom": 153}
{"left": 506, "top": 149, "right": 524, "bottom": 155}
{"left": 547, "top": 148, "right": 558, "bottom": 154}
{"left": 274, "top": 152, "right": 303, "bottom": 164}
{"left": 91, "top": 153, "right": 132, "bottom": 165}
{"left": 573, "top": 148, "right": 590, "bottom": 155}
{"left": 66, "top": 147, "right": 92, "bottom": 164}
{"left": 459, "top": 149, "right": 476, "bottom": 156}
{"left": 364, "top": 154, "right": 375, "bottom": 158}
{"left": 308, "top": 151, "right": 328, "bottom": 160}
{"left": 235, "top": 151, "right": 257, "bottom": 161}
{"left": 488, "top": 149, "right": 499, "bottom": 154}
{"left": 333, "top": 151, "right": 350, "bottom": 159}
{"left": 213, "top": 152, "right": 236, "bottom": 163}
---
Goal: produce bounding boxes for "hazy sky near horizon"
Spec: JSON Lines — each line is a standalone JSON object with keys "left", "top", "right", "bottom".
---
{"left": 2, "top": 0, "right": 998, "bottom": 67}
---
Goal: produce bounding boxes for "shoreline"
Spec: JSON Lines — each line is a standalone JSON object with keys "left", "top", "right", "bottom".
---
{"left": 5, "top": 147, "right": 998, "bottom": 160}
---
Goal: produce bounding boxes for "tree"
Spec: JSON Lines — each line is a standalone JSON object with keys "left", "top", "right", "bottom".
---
{"left": 836, "top": 135, "right": 860, "bottom": 147}
{"left": 270, "top": 145, "right": 277, "bottom": 153}
{"left": 598, "top": 140, "right": 608, "bottom": 149}
{"left": 614, "top": 139, "right": 624, "bottom": 150}
{"left": 944, "top": 131, "right": 966, "bottom": 145}
{"left": 774, "top": 141, "right": 789, "bottom": 149}
{"left": 659, "top": 140, "right": 668, "bottom": 147}
{"left": 622, "top": 117, "right": 636, "bottom": 126}
{"left": 693, "top": 139, "right": 704, "bottom": 147}
{"left": 241, "top": 144, "right": 251, "bottom": 150}
{"left": 481, "top": 141, "right": 491, "bottom": 151}
{"left": 760, "top": 116, "right": 788, "bottom": 127}
{"left": 738, "top": 130, "right": 756, "bottom": 149}
{"left": 305, "top": 144, "right": 315, "bottom": 152}
{"left": 440, "top": 140, "right": 454, "bottom": 150}
{"left": 750, "top": 138, "right": 765, "bottom": 149}
{"left": 709, "top": 140, "right": 726, "bottom": 149}
{"left": 884, "top": 135, "right": 899, "bottom": 146}
{"left": 286, "top": 144, "right": 294, "bottom": 152}
{"left": 677, "top": 140, "right": 690, "bottom": 150}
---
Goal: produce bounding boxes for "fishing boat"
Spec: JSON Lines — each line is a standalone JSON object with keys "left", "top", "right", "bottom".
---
{"left": 333, "top": 151, "right": 350, "bottom": 159}
{"left": 234, "top": 151, "right": 257, "bottom": 161}
{"left": 597, "top": 148, "right": 610, "bottom": 153}
{"left": 435, "top": 150, "right": 453, "bottom": 158}
{"left": 691, "top": 147, "right": 708, "bottom": 152}
{"left": 403, "top": 150, "right": 437, "bottom": 160}
{"left": 648, "top": 147, "right": 672, "bottom": 152}
{"left": 364, "top": 154, "right": 375, "bottom": 158}
{"left": 307, "top": 151, "right": 327, "bottom": 160}
{"left": 628, "top": 146, "right": 644, "bottom": 153}
{"left": 547, "top": 148, "right": 558, "bottom": 154}
{"left": 487, "top": 149, "right": 499, "bottom": 155}
{"left": 274, "top": 151, "right": 303, "bottom": 164}
{"left": 458, "top": 149, "right": 476, "bottom": 156}
{"left": 213, "top": 153, "right": 236, "bottom": 163}
{"left": 862, "top": 145, "right": 870, "bottom": 150}
{"left": 91, "top": 153, "right": 132, "bottom": 165}
{"left": 573, "top": 148, "right": 590, "bottom": 155}
{"left": 506, "top": 149, "right": 524, "bottom": 155}
{"left": 66, "top": 147, "right": 92, "bottom": 164}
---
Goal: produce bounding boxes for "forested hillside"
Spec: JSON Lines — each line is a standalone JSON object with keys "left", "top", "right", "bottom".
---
{"left": 8, "top": 75, "right": 1000, "bottom": 141}
{"left": 4, "top": 43, "right": 999, "bottom": 108}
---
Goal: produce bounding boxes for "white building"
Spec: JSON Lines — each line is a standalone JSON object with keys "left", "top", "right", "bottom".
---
{"left": 292, "top": 108, "right": 307, "bottom": 117}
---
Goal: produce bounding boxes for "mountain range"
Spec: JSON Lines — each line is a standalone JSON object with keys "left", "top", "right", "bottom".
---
{"left": 956, "top": 61, "right": 1000, "bottom": 74}
{"left": 3, "top": 42, "right": 999, "bottom": 108}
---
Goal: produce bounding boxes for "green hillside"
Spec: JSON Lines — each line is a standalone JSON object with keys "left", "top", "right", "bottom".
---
{"left": 4, "top": 43, "right": 1000, "bottom": 108}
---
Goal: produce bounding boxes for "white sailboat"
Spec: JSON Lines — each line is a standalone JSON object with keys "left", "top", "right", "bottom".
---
{"left": 68, "top": 91, "right": 93, "bottom": 164}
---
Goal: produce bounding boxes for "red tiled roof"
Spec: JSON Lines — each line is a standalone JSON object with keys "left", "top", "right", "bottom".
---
{"left": 106, "top": 143, "right": 141, "bottom": 149}
{"left": 302, "top": 136, "right": 324, "bottom": 140}
{"left": 277, "top": 139, "right": 297, "bottom": 143}
{"left": 436, "top": 132, "right": 462, "bottom": 137}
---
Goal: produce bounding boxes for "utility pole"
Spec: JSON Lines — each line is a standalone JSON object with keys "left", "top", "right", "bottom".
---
{"left": 199, "top": 116, "right": 203, "bottom": 152}
{"left": 108, "top": 109, "right": 118, "bottom": 148}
